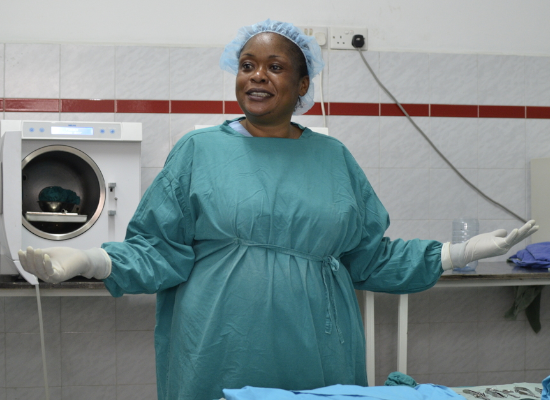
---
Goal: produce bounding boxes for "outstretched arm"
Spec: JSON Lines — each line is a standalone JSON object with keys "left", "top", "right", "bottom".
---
{"left": 441, "top": 220, "right": 539, "bottom": 270}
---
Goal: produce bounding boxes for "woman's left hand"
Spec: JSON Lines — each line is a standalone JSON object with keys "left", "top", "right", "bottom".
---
{"left": 18, "top": 246, "right": 111, "bottom": 283}
{"left": 448, "top": 220, "right": 539, "bottom": 269}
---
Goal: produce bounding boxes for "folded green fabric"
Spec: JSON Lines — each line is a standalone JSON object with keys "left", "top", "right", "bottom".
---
{"left": 384, "top": 371, "right": 418, "bottom": 388}
{"left": 39, "top": 186, "right": 81, "bottom": 205}
{"left": 504, "top": 286, "right": 543, "bottom": 333}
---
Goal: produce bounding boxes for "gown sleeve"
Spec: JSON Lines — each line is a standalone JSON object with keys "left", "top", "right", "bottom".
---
{"left": 101, "top": 138, "right": 196, "bottom": 297}
{"left": 340, "top": 154, "right": 443, "bottom": 294}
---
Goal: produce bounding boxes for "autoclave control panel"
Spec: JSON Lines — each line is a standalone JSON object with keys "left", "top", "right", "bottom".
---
{"left": 20, "top": 121, "right": 122, "bottom": 140}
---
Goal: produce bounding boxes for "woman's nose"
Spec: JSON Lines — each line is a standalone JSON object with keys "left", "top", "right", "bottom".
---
{"left": 251, "top": 67, "right": 267, "bottom": 82}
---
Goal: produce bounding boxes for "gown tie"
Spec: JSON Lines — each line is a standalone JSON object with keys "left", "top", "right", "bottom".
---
{"left": 233, "top": 238, "right": 345, "bottom": 344}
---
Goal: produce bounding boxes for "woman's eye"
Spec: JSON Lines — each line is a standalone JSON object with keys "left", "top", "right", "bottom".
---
{"left": 241, "top": 62, "right": 253, "bottom": 70}
{"left": 270, "top": 64, "right": 282, "bottom": 71}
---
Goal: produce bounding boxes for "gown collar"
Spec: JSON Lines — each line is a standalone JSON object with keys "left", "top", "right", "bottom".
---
{"left": 222, "top": 117, "right": 312, "bottom": 140}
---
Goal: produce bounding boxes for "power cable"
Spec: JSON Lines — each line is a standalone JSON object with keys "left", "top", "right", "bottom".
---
{"left": 355, "top": 48, "right": 527, "bottom": 223}
{"left": 319, "top": 71, "right": 327, "bottom": 127}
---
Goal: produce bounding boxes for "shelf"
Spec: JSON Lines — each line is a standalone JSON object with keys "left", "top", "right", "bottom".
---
{"left": 25, "top": 211, "right": 87, "bottom": 223}
{"left": 0, "top": 276, "right": 109, "bottom": 296}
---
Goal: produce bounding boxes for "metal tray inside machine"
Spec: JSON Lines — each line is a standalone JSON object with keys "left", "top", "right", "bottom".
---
{"left": 25, "top": 212, "right": 88, "bottom": 224}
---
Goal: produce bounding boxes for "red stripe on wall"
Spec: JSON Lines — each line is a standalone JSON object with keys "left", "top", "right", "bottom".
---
{"left": 431, "top": 104, "right": 478, "bottom": 118}
{"left": 224, "top": 101, "right": 243, "bottom": 114}
{"left": 4, "top": 98, "right": 60, "bottom": 112}
{"left": 116, "top": 100, "right": 170, "bottom": 114}
{"left": 61, "top": 99, "right": 115, "bottom": 113}
{"left": 479, "top": 105, "right": 525, "bottom": 119}
{"left": 329, "top": 102, "right": 379, "bottom": 116}
{"left": 527, "top": 106, "right": 550, "bottom": 119}
{"left": 380, "top": 103, "right": 429, "bottom": 117}
{"left": 2, "top": 98, "right": 550, "bottom": 120}
{"left": 304, "top": 103, "right": 329, "bottom": 116}
{"left": 171, "top": 100, "right": 223, "bottom": 114}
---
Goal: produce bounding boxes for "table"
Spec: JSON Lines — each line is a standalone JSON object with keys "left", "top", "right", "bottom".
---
{"left": 0, "top": 275, "right": 109, "bottom": 296}
{"left": 363, "top": 261, "right": 550, "bottom": 386}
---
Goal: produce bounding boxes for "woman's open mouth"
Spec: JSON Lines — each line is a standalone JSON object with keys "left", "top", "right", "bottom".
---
{"left": 246, "top": 89, "right": 273, "bottom": 100}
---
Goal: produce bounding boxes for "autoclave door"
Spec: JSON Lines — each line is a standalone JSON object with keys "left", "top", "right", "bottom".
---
{"left": 0, "top": 131, "right": 38, "bottom": 284}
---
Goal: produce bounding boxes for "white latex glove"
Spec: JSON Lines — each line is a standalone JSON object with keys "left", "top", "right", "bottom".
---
{"left": 441, "top": 220, "right": 539, "bottom": 270}
{"left": 18, "top": 246, "right": 112, "bottom": 283}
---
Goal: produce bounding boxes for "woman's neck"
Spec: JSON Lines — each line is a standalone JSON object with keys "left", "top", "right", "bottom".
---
{"left": 240, "top": 118, "right": 301, "bottom": 139}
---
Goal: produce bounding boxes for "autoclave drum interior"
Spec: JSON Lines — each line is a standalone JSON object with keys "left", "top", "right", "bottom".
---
{"left": 21, "top": 145, "right": 106, "bottom": 240}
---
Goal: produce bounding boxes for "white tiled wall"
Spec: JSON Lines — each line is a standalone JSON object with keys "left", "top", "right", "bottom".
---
{"left": 0, "top": 296, "right": 156, "bottom": 400}
{"left": 429, "top": 54, "right": 478, "bottom": 105}
{"left": 60, "top": 45, "right": 116, "bottom": 100}
{"left": 429, "top": 118, "right": 478, "bottom": 169}
{"left": 525, "top": 56, "right": 550, "bottom": 106}
{"left": 1, "top": 43, "right": 550, "bottom": 396}
{"left": 328, "top": 51, "right": 379, "bottom": 103}
{"left": 379, "top": 52, "right": 430, "bottom": 104}
{"left": 0, "top": 44, "right": 4, "bottom": 98}
{"left": 170, "top": 48, "right": 224, "bottom": 100}
{"left": 5, "top": 44, "right": 60, "bottom": 99}
{"left": 478, "top": 55, "right": 525, "bottom": 106}
{"left": 223, "top": 71, "right": 237, "bottom": 102}
{"left": 115, "top": 47, "right": 170, "bottom": 100}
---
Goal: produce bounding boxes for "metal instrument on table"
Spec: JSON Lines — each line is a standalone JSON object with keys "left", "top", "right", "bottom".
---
{"left": 463, "top": 386, "right": 541, "bottom": 400}
{"left": 495, "top": 388, "right": 520, "bottom": 398}
{"left": 514, "top": 386, "right": 537, "bottom": 397}
{"left": 464, "top": 389, "right": 491, "bottom": 399}
{"left": 485, "top": 388, "right": 508, "bottom": 398}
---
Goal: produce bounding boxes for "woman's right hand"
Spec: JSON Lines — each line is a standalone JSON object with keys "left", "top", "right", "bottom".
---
{"left": 18, "top": 246, "right": 112, "bottom": 283}
{"left": 448, "top": 220, "right": 538, "bottom": 269}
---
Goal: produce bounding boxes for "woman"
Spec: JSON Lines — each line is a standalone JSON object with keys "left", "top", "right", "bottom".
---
{"left": 19, "top": 20, "right": 537, "bottom": 400}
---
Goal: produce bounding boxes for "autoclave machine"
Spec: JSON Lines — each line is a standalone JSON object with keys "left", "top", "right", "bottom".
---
{"left": 0, "top": 120, "right": 142, "bottom": 284}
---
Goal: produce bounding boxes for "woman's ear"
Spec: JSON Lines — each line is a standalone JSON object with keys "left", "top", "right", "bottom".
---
{"left": 299, "top": 75, "right": 310, "bottom": 97}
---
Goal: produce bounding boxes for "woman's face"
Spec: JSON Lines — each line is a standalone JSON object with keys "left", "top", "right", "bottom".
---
{"left": 236, "top": 33, "right": 309, "bottom": 123}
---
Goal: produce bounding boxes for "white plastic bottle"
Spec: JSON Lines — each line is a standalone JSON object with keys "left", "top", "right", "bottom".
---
{"left": 452, "top": 218, "right": 480, "bottom": 271}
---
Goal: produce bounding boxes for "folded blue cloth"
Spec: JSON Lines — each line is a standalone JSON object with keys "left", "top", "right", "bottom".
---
{"left": 384, "top": 371, "right": 418, "bottom": 387}
{"left": 508, "top": 242, "right": 550, "bottom": 268}
{"left": 543, "top": 375, "right": 550, "bottom": 400}
{"left": 223, "top": 383, "right": 465, "bottom": 400}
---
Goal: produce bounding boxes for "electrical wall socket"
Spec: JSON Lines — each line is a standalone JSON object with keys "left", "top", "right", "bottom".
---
{"left": 330, "top": 27, "right": 368, "bottom": 50}
{"left": 297, "top": 26, "right": 328, "bottom": 48}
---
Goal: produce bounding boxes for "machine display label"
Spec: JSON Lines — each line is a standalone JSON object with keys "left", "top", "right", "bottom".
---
{"left": 51, "top": 126, "right": 94, "bottom": 136}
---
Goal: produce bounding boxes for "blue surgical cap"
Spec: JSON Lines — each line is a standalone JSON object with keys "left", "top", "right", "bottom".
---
{"left": 220, "top": 19, "right": 325, "bottom": 115}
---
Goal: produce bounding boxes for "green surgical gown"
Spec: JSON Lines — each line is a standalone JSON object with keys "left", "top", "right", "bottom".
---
{"left": 102, "top": 119, "right": 443, "bottom": 400}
